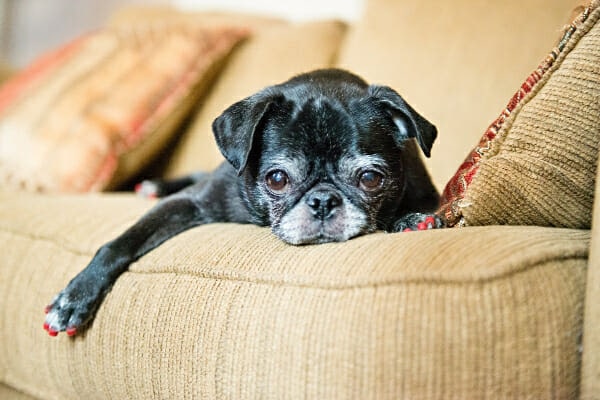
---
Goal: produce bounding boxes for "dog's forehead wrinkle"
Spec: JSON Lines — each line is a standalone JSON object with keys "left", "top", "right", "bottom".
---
{"left": 340, "top": 154, "right": 388, "bottom": 171}
{"left": 288, "top": 101, "right": 356, "bottom": 159}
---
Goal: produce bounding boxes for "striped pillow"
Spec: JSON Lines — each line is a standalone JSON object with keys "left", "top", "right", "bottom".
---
{"left": 0, "top": 25, "right": 247, "bottom": 192}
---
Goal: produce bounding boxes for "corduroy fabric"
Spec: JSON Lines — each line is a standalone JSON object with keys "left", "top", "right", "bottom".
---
{"left": 0, "top": 25, "right": 247, "bottom": 193}
{"left": 581, "top": 149, "right": 600, "bottom": 399}
{"left": 440, "top": 1, "right": 600, "bottom": 229}
{"left": 0, "top": 191, "right": 589, "bottom": 399}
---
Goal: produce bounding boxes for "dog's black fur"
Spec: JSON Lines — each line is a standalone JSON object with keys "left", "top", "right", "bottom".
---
{"left": 44, "top": 69, "right": 442, "bottom": 336}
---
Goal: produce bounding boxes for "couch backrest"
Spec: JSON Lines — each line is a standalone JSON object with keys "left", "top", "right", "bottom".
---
{"left": 337, "top": 0, "right": 581, "bottom": 189}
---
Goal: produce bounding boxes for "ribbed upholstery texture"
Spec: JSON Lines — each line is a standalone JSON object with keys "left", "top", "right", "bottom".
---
{"left": 0, "top": 191, "right": 589, "bottom": 399}
{"left": 0, "top": 25, "right": 247, "bottom": 192}
{"left": 582, "top": 149, "right": 600, "bottom": 399}
{"left": 440, "top": 0, "right": 600, "bottom": 229}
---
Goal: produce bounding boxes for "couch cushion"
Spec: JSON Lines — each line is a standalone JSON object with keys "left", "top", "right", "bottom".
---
{"left": 338, "top": 0, "right": 581, "bottom": 190}
{"left": 582, "top": 149, "right": 600, "bottom": 397}
{"left": 0, "top": 191, "right": 588, "bottom": 398}
{"left": 440, "top": 1, "right": 600, "bottom": 229}
{"left": 161, "top": 19, "right": 346, "bottom": 177}
{"left": 0, "top": 24, "right": 247, "bottom": 192}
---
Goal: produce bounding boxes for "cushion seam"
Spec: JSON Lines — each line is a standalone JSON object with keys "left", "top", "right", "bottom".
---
{"left": 1, "top": 224, "right": 588, "bottom": 289}
{"left": 126, "top": 253, "right": 588, "bottom": 289}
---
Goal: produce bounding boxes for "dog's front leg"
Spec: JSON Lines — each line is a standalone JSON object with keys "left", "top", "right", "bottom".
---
{"left": 44, "top": 194, "right": 208, "bottom": 337}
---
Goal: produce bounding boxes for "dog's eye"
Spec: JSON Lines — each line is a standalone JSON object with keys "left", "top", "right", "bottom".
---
{"left": 359, "top": 170, "right": 384, "bottom": 192}
{"left": 266, "top": 170, "right": 290, "bottom": 194}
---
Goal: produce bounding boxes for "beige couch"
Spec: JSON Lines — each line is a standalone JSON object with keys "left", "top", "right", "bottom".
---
{"left": 1, "top": 0, "right": 599, "bottom": 398}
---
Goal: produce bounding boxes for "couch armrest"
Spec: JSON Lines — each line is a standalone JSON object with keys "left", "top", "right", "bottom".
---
{"left": 581, "top": 149, "right": 600, "bottom": 399}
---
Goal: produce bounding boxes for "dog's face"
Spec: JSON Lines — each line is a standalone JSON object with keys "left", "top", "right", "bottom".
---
{"left": 213, "top": 69, "right": 437, "bottom": 244}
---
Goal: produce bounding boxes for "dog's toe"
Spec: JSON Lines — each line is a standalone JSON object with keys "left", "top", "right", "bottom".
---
{"left": 135, "top": 180, "right": 159, "bottom": 199}
{"left": 43, "top": 290, "right": 95, "bottom": 337}
{"left": 44, "top": 295, "right": 71, "bottom": 336}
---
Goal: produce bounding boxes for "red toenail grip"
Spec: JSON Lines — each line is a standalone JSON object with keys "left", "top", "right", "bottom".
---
{"left": 48, "top": 329, "right": 58, "bottom": 337}
{"left": 43, "top": 322, "right": 49, "bottom": 331}
{"left": 403, "top": 228, "right": 413, "bottom": 232}
{"left": 66, "top": 327, "right": 77, "bottom": 337}
{"left": 417, "top": 222, "right": 428, "bottom": 230}
{"left": 134, "top": 183, "right": 142, "bottom": 193}
{"left": 424, "top": 216, "right": 436, "bottom": 226}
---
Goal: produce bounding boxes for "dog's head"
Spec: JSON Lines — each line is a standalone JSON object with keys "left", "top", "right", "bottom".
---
{"left": 213, "top": 69, "right": 437, "bottom": 244}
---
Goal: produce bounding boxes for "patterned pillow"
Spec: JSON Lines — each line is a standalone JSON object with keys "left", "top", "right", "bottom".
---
{"left": 439, "top": 0, "right": 600, "bottom": 229}
{"left": 0, "top": 25, "right": 248, "bottom": 192}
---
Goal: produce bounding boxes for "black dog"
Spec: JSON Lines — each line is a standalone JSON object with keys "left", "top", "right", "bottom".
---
{"left": 44, "top": 69, "right": 442, "bottom": 337}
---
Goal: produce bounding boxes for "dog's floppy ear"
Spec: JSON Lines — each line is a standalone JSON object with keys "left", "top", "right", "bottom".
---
{"left": 368, "top": 85, "right": 437, "bottom": 157}
{"left": 212, "top": 91, "right": 281, "bottom": 174}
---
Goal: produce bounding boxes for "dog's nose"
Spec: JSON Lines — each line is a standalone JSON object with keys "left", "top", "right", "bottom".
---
{"left": 305, "top": 190, "right": 342, "bottom": 220}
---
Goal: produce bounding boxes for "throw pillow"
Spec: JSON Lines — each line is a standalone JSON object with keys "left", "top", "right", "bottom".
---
{"left": 439, "top": 0, "right": 600, "bottom": 229}
{"left": 0, "top": 24, "right": 248, "bottom": 192}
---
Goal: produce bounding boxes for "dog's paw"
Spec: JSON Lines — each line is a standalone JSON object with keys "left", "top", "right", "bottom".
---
{"left": 135, "top": 180, "right": 161, "bottom": 199}
{"left": 392, "top": 212, "right": 444, "bottom": 232}
{"left": 43, "top": 278, "right": 105, "bottom": 337}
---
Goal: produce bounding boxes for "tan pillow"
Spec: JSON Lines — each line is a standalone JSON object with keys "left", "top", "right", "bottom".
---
{"left": 439, "top": 1, "right": 600, "bottom": 229}
{"left": 163, "top": 20, "right": 347, "bottom": 177}
{"left": 0, "top": 25, "right": 248, "bottom": 192}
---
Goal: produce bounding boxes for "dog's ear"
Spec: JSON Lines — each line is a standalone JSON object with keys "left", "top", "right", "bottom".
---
{"left": 368, "top": 85, "right": 437, "bottom": 157}
{"left": 212, "top": 91, "right": 281, "bottom": 174}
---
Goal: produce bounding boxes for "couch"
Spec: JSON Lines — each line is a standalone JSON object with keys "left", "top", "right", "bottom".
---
{"left": 1, "top": 0, "right": 599, "bottom": 398}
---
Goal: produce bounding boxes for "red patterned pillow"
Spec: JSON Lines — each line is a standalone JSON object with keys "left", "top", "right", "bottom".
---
{"left": 0, "top": 25, "right": 248, "bottom": 192}
{"left": 439, "top": 1, "right": 600, "bottom": 229}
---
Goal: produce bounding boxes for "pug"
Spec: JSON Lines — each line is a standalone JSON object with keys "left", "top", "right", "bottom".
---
{"left": 44, "top": 69, "right": 443, "bottom": 337}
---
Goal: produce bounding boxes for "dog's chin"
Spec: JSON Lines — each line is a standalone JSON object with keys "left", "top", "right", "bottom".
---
{"left": 274, "top": 227, "right": 359, "bottom": 245}
{"left": 271, "top": 204, "right": 371, "bottom": 245}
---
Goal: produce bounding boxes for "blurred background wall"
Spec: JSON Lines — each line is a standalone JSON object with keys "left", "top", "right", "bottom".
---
{"left": 0, "top": 0, "right": 363, "bottom": 67}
